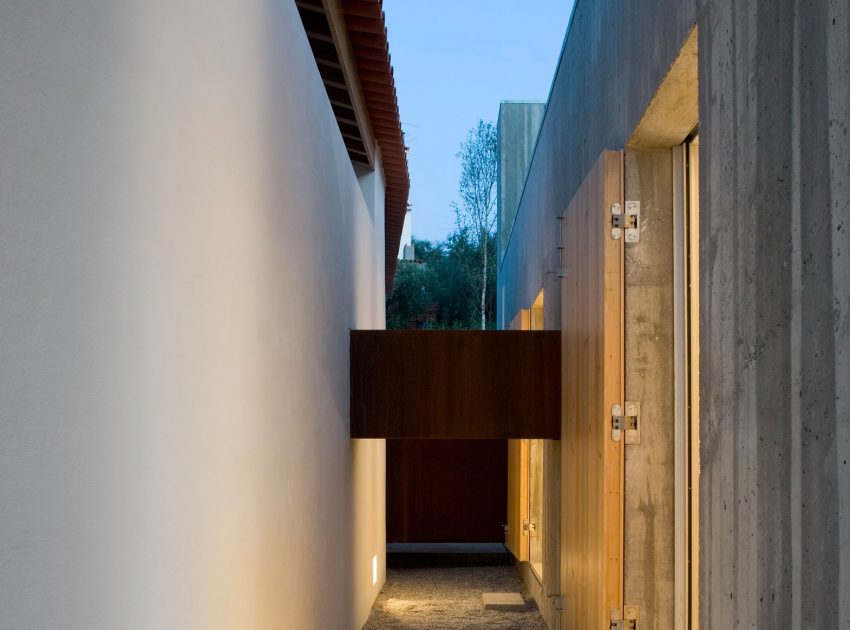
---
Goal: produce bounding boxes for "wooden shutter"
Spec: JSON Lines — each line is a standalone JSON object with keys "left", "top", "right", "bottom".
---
{"left": 560, "top": 150, "right": 624, "bottom": 629}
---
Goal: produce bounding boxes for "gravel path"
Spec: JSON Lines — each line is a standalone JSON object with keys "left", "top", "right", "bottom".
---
{"left": 363, "top": 566, "right": 548, "bottom": 630}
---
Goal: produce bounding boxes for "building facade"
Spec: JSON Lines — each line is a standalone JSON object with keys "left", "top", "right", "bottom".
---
{"left": 0, "top": 1, "right": 407, "bottom": 628}
{"left": 499, "top": 1, "right": 849, "bottom": 628}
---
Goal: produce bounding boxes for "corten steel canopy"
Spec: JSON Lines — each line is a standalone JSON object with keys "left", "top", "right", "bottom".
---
{"left": 296, "top": 0, "right": 410, "bottom": 293}
{"left": 350, "top": 331, "right": 561, "bottom": 439}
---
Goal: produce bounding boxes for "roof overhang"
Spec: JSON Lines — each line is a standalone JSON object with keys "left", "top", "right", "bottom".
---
{"left": 296, "top": 0, "right": 410, "bottom": 293}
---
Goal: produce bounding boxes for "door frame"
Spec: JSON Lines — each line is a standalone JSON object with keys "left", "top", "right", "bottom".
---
{"left": 674, "top": 133, "right": 700, "bottom": 630}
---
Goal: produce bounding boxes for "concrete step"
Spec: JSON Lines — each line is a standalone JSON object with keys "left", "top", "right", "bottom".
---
{"left": 482, "top": 592, "right": 528, "bottom": 612}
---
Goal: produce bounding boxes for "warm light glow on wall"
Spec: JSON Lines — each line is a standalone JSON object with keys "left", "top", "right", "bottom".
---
{"left": 372, "top": 555, "right": 378, "bottom": 586}
{"left": 531, "top": 289, "right": 544, "bottom": 330}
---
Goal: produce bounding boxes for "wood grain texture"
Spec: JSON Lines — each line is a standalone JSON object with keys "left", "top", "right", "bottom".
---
{"left": 350, "top": 330, "right": 560, "bottom": 439}
{"left": 508, "top": 293, "right": 562, "bottom": 628}
{"left": 506, "top": 309, "right": 532, "bottom": 560}
{"left": 506, "top": 438, "right": 529, "bottom": 560}
{"left": 386, "top": 439, "right": 508, "bottom": 543}
{"left": 561, "top": 150, "right": 624, "bottom": 629}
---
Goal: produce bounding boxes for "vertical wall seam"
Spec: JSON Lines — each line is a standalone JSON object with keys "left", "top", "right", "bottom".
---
{"left": 790, "top": 0, "right": 803, "bottom": 627}
{"left": 827, "top": 0, "right": 850, "bottom": 626}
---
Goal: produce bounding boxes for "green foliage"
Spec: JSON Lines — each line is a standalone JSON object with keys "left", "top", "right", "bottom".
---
{"left": 386, "top": 233, "right": 497, "bottom": 330}
{"left": 387, "top": 119, "right": 498, "bottom": 331}
{"left": 453, "top": 120, "right": 498, "bottom": 329}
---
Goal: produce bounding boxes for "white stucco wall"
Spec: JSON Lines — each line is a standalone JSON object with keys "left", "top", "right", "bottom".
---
{"left": 0, "top": 1, "right": 386, "bottom": 628}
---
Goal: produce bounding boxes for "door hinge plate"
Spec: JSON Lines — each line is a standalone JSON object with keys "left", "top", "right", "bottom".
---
{"left": 612, "top": 604, "right": 640, "bottom": 629}
{"left": 547, "top": 594, "right": 565, "bottom": 612}
{"left": 611, "top": 402, "right": 640, "bottom": 443}
{"left": 611, "top": 201, "right": 640, "bottom": 242}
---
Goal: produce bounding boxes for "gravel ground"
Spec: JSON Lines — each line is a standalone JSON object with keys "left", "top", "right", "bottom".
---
{"left": 362, "top": 566, "right": 548, "bottom": 630}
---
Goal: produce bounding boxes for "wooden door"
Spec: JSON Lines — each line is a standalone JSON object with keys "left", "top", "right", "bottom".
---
{"left": 386, "top": 440, "right": 508, "bottom": 543}
{"left": 506, "top": 438, "right": 529, "bottom": 560}
{"left": 506, "top": 308, "right": 531, "bottom": 560}
{"left": 561, "top": 150, "right": 624, "bottom": 629}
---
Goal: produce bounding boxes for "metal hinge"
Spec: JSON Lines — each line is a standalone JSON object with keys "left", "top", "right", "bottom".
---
{"left": 625, "top": 605, "right": 641, "bottom": 624}
{"left": 611, "top": 402, "right": 641, "bottom": 443}
{"left": 612, "top": 605, "right": 640, "bottom": 629}
{"left": 610, "top": 201, "right": 640, "bottom": 242}
{"left": 547, "top": 593, "right": 565, "bottom": 613}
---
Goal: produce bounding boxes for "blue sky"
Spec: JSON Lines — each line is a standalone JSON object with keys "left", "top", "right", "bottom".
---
{"left": 383, "top": 0, "right": 575, "bottom": 242}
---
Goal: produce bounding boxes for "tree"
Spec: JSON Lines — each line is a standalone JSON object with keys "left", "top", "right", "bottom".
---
{"left": 385, "top": 257, "right": 432, "bottom": 329}
{"left": 386, "top": 235, "right": 496, "bottom": 330}
{"left": 386, "top": 121, "right": 498, "bottom": 331}
{"left": 452, "top": 120, "right": 498, "bottom": 329}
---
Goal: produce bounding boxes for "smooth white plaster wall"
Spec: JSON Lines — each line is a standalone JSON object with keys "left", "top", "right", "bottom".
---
{"left": 0, "top": 1, "right": 386, "bottom": 628}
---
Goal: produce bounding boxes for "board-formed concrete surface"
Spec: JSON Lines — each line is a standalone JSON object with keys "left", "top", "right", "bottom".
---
{"left": 497, "top": 1, "right": 850, "bottom": 628}
{"left": 482, "top": 592, "right": 527, "bottom": 612}
{"left": 363, "top": 566, "right": 547, "bottom": 629}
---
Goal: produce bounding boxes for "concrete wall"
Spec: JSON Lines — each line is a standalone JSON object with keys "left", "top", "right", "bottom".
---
{"left": 499, "top": 1, "right": 697, "bottom": 327}
{"left": 699, "top": 2, "right": 850, "bottom": 627}
{"left": 497, "top": 102, "right": 545, "bottom": 255}
{"left": 623, "top": 150, "right": 676, "bottom": 630}
{"left": 499, "top": 0, "right": 849, "bottom": 627}
{"left": 497, "top": 102, "right": 545, "bottom": 328}
{"left": 0, "top": 2, "right": 386, "bottom": 629}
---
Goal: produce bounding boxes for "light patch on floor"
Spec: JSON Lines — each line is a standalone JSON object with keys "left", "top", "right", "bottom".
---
{"left": 363, "top": 566, "right": 547, "bottom": 630}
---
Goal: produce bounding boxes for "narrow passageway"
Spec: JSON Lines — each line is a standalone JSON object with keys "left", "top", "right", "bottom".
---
{"left": 363, "top": 565, "right": 547, "bottom": 630}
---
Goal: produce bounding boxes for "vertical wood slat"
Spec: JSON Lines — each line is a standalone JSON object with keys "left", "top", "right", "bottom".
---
{"left": 507, "top": 308, "right": 532, "bottom": 560}
{"left": 387, "top": 440, "right": 508, "bottom": 543}
{"left": 561, "top": 150, "right": 624, "bottom": 629}
{"left": 507, "top": 439, "right": 530, "bottom": 561}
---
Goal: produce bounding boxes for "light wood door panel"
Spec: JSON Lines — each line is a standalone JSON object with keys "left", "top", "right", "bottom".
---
{"left": 561, "top": 150, "right": 624, "bottom": 629}
{"left": 507, "top": 308, "right": 532, "bottom": 560}
{"left": 507, "top": 438, "right": 529, "bottom": 560}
